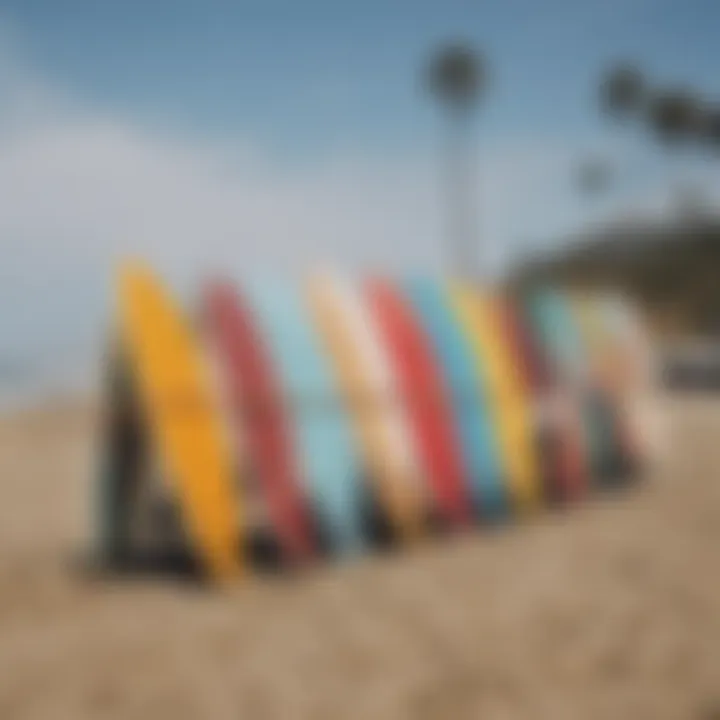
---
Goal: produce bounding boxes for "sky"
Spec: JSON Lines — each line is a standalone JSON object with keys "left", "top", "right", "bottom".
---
{"left": 1, "top": 0, "right": 720, "bottom": 400}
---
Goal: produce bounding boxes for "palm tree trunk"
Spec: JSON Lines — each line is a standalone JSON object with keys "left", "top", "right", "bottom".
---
{"left": 444, "top": 107, "right": 477, "bottom": 279}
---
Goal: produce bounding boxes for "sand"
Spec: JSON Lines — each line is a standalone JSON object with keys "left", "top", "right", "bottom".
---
{"left": 0, "top": 393, "right": 718, "bottom": 719}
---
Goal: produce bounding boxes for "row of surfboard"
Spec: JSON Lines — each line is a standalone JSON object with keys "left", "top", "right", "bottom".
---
{"left": 99, "top": 263, "right": 653, "bottom": 581}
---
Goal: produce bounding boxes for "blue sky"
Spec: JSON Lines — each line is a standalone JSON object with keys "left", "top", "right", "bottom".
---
{"left": 1, "top": 0, "right": 719, "bottom": 398}
{"left": 5, "top": 0, "right": 720, "bottom": 151}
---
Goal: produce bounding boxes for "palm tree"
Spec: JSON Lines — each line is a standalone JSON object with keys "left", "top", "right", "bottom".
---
{"left": 600, "top": 63, "right": 646, "bottom": 120}
{"left": 599, "top": 66, "right": 720, "bottom": 218}
{"left": 427, "top": 44, "right": 485, "bottom": 276}
{"left": 700, "top": 105, "right": 720, "bottom": 150}
{"left": 647, "top": 89, "right": 703, "bottom": 213}
{"left": 694, "top": 105, "right": 720, "bottom": 216}
{"left": 647, "top": 88, "right": 701, "bottom": 145}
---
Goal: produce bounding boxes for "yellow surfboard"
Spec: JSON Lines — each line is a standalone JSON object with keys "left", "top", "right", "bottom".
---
{"left": 448, "top": 282, "right": 542, "bottom": 513}
{"left": 306, "top": 273, "right": 426, "bottom": 540}
{"left": 118, "top": 263, "right": 242, "bottom": 580}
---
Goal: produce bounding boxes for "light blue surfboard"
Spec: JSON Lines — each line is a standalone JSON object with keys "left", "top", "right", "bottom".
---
{"left": 243, "top": 280, "right": 365, "bottom": 556}
{"left": 405, "top": 278, "right": 508, "bottom": 519}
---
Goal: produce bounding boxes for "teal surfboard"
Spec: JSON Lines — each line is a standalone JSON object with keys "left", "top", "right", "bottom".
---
{"left": 405, "top": 278, "right": 508, "bottom": 519}
{"left": 527, "top": 290, "right": 614, "bottom": 483}
{"left": 243, "top": 280, "right": 366, "bottom": 556}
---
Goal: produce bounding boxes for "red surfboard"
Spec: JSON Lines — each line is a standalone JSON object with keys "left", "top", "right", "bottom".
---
{"left": 363, "top": 278, "right": 472, "bottom": 528}
{"left": 204, "top": 281, "right": 314, "bottom": 564}
{"left": 502, "top": 295, "right": 587, "bottom": 503}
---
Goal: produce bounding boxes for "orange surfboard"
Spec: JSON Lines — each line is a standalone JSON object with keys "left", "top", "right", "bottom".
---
{"left": 306, "top": 273, "right": 426, "bottom": 540}
{"left": 118, "top": 263, "right": 242, "bottom": 580}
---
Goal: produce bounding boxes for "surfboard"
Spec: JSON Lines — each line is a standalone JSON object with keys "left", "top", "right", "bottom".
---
{"left": 447, "top": 282, "right": 542, "bottom": 514}
{"left": 527, "top": 289, "right": 613, "bottom": 484}
{"left": 306, "top": 273, "right": 426, "bottom": 540}
{"left": 363, "top": 278, "right": 472, "bottom": 528}
{"left": 203, "top": 281, "right": 314, "bottom": 565}
{"left": 569, "top": 293, "right": 634, "bottom": 477}
{"left": 243, "top": 280, "right": 366, "bottom": 556}
{"left": 495, "top": 295, "right": 563, "bottom": 503}
{"left": 587, "top": 293, "right": 657, "bottom": 471}
{"left": 597, "top": 294, "right": 659, "bottom": 469}
{"left": 599, "top": 295, "right": 654, "bottom": 391}
{"left": 522, "top": 290, "right": 598, "bottom": 493}
{"left": 117, "top": 263, "right": 242, "bottom": 580}
{"left": 503, "top": 294, "right": 587, "bottom": 503}
{"left": 557, "top": 292, "right": 628, "bottom": 483}
{"left": 404, "top": 278, "right": 507, "bottom": 520}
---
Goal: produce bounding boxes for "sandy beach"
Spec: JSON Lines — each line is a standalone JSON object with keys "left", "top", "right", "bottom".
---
{"left": 0, "top": 393, "right": 718, "bottom": 719}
